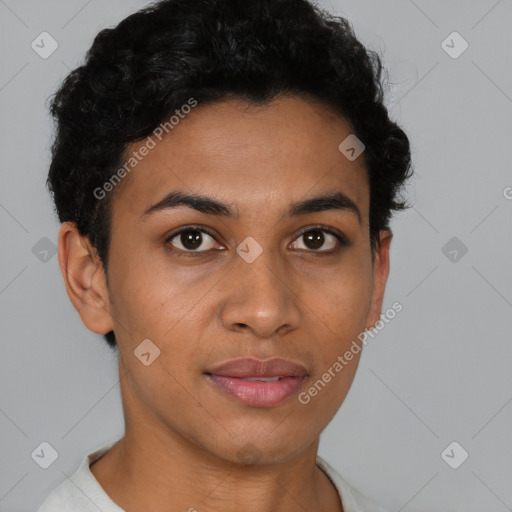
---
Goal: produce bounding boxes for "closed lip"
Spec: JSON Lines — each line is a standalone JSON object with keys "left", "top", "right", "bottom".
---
{"left": 204, "top": 357, "right": 308, "bottom": 378}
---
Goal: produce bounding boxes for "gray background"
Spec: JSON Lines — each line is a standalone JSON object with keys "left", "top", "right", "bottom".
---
{"left": 0, "top": 0, "right": 511, "bottom": 511}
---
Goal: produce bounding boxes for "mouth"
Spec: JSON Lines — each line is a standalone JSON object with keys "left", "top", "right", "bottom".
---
{"left": 204, "top": 357, "right": 308, "bottom": 407}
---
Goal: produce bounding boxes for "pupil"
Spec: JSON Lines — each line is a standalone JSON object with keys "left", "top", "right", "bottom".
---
{"left": 182, "top": 230, "right": 202, "bottom": 250}
{"left": 305, "top": 230, "right": 324, "bottom": 249}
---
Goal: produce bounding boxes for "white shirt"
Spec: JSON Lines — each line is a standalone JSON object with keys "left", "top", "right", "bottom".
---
{"left": 37, "top": 441, "right": 389, "bottom": 512}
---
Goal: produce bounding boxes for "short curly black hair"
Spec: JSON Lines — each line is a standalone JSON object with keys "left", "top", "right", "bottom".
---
{"left": 47, "top": 0, "right": 413, "bottom": 350}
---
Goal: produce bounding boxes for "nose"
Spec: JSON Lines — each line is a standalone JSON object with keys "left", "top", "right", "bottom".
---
{"left": 219, "top": 248, "right": 301, "bottom": 339}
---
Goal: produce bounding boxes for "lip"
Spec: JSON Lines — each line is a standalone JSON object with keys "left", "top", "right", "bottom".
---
{"left": 206, "top": 357, "right": 308, "bottom": 378}
{"left": 204, "top": 357, "right": 308, "bottom": 407}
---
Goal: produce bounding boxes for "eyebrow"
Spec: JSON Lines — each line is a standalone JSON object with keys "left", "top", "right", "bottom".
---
{"left": 141, "top": 190, "right": 361, "bottom": 223}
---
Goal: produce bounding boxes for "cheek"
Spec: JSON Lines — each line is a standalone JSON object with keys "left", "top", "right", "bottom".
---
{"left": 107, "top": 250, "right": 189, "bottom": 338}
{"left": 297, "top": 357, "right": 359, "bottom": 436}
{"left": 108, "top": 264, "right": 210, "bottom": 390}
{"left": 298, "top": 270, "right": 370, "bottom": 420}
{"left": 310, "top": 258, "right": 373, "bottom": 339}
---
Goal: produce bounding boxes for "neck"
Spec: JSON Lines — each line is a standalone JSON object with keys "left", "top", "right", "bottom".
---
{"left": 90, "top": 426, "right": 342, "bottom": 512}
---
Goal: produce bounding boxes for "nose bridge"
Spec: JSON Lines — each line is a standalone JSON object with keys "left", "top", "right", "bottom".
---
{"left": 220, "top": 242, "right": 301, "bottom": 337}
{"left": 240, "top": 247, "right": 286, "bottom": 301}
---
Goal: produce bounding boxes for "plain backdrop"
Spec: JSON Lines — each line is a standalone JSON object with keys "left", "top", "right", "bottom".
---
{"left": 0, "top": 1, "right": 511, "bottom": 511}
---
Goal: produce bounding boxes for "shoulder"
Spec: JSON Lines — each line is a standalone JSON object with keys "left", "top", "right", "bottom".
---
{"left": 36, "top": 441, "right": 123, "bottom": 512}
{"left": 316, "top": 456, "right": 390, "bottom": 512}
{"left": 37, "top": 478, "right": 76, "bottom": 512}
{"left": 36, "top": 475, "right": 109, "bottom": 512}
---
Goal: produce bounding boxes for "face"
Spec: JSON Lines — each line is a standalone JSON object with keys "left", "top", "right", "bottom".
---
{"left": 62, "top": 95, "right": 391, "bottom": 464}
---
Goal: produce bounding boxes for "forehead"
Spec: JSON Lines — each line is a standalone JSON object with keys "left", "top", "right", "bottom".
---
{"left": 111, "top": 96, "right": 369, "bottom": 222}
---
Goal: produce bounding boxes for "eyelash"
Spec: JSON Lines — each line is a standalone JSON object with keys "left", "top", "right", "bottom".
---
{"left": 164, "top": 224, "right": 348, "bottom": 257}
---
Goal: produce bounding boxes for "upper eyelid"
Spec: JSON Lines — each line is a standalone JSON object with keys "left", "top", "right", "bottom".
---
{"left": 293, "top": 225, "right": 347, "bottom": 248}
{"left": 166, "top": 225, "right": 219, "bottom": 243}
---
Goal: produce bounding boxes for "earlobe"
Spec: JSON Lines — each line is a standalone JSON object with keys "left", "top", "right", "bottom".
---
{"left": 57, "top": 222, "right": 114, "bottom": 335}
{"left": 365, "top": 230, "right": 392, "bottom": 330}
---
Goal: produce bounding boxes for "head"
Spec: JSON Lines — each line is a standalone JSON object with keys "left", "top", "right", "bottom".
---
{"left": 49, "top": 0, "right": 412, "bottom": 464}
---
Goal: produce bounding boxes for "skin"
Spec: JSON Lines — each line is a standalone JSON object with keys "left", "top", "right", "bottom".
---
{"left": 58, "top": 95, "right": 392, "bottom": 512}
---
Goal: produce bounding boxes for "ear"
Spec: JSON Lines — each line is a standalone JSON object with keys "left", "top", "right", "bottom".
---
{"left": 57, "top": 222, "right": 114, "bottom": 335}
{"left": 365, "top": 229, "right": 392, "bottom": 330}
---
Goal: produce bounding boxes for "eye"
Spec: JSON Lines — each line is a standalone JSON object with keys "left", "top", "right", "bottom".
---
{"left": 165, "top": 224, "right": 348, "bottom": 256}
{"left": 290, "top": 225, "right": 347, "bottom": 252}
{"left": 165, "top": 226, "right": 223, "bottom": 253}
